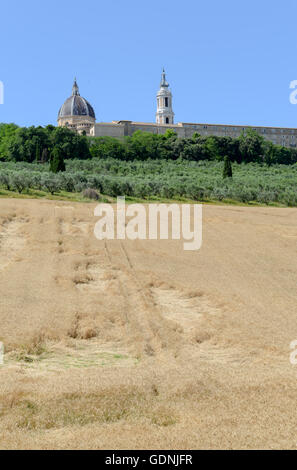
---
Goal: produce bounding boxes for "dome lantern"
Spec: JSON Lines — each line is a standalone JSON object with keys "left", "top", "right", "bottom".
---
{"left": 72, "top": 77, "right": 80, "bottom": 96}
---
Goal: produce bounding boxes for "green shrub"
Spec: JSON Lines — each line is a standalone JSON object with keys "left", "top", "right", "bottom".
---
{"left": 82, "top": 188, "right": 100, "bottom": 200}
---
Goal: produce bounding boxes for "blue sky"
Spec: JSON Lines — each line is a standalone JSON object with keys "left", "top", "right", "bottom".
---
{"left": 1, "top": 0, "right": 297, "bottom": 128}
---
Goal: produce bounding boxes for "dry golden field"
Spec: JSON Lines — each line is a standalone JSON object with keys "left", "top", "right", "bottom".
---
{"left": 0, "top": 198, "right": 297, "bottom": 449}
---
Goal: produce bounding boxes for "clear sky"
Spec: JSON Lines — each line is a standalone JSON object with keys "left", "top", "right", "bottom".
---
{"left": 1, "top": 0, "right": 297, "bottom": 128}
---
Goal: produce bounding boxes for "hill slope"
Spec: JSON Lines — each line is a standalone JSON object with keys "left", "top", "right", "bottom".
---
{"left": 0, "top": 199, "right": 297, "bottom": 449}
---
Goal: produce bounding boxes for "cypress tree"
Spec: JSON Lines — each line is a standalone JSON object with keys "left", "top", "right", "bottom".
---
{"left": 35, "top": 143, "right": 41, "bottom": 162}
{"left": 223, "top": 155, "right": 232, "bottom": 178}
{"left": 41, "top": 148, "right": 49, "bottom": 163}
{"left": 50, "top": 146, "right": 66, "bottom": 173}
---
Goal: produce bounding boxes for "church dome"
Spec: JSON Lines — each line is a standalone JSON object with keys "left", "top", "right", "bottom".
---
{"left": 58, "top": 79, "right": 96, "bottom": 120}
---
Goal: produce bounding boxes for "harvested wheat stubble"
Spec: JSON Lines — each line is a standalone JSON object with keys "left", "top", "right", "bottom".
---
{"left": 0, "top": 198, "right": 297, "bottom": 449}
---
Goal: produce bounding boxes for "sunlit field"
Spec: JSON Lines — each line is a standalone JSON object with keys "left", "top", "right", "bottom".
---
{"left": 1, "top": 198, "right": 297, "bottom": 449}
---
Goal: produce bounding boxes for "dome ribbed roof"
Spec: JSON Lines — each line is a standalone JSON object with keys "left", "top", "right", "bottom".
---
{"left": 58, "top": 79, "right": 96, "bottom": 119}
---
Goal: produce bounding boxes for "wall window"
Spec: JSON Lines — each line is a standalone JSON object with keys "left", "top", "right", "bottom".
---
{"left": 166, "top": 117, "right": 169, "bottom": 124}
{"left": 165, "top": 97, "right": 169, "bottom": 107}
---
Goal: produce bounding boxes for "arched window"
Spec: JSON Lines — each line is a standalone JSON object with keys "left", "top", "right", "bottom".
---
{"left": 165, "top": 97, "right": 169, "bottom": 107}
{"left": 166, "top": 117, "right": 169, "bottom": 124}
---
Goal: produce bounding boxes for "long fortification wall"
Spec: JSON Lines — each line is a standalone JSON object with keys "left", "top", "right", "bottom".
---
{"left": 91, "top": 120, "right": 297, "bottom": 148}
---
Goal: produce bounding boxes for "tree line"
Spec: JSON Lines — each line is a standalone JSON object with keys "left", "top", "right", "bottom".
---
{"left": 1, "top": 123, "right": 297, "bottom": 165}
{"left": 0, "top": 124, "right": 90, "bottom": 163}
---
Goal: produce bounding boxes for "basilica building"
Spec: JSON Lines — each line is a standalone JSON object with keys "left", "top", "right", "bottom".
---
{"left": 58, "top": 72, "right": 297, "bottom": 148}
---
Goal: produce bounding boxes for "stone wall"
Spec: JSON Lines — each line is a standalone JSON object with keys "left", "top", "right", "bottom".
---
{"left": 182, "top": 123, "right": 297, "bottom": 147}
{"left": 91, "top": 120, "right": 297, "bottom": 148}
{"left": 90, "top": 123, "right": 125, "bottom": 138}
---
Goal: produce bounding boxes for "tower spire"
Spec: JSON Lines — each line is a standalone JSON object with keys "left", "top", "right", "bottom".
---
{"left": 156, "top": 69, "right": 174, "bottom": 125}
{"left": 160, "top": 68, "right": 169, "bottom": 87}
{"left": 72, "top": 77, "right": 80, "bottom": 96}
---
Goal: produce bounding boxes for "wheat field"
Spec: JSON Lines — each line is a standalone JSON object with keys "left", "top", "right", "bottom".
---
{"left": 0, "top": 198, "right": 297, "bottom": 449}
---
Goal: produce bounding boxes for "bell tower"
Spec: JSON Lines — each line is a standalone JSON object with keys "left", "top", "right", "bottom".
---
{"left": 156, "top": 69, "right": 174, "bottom": 125}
